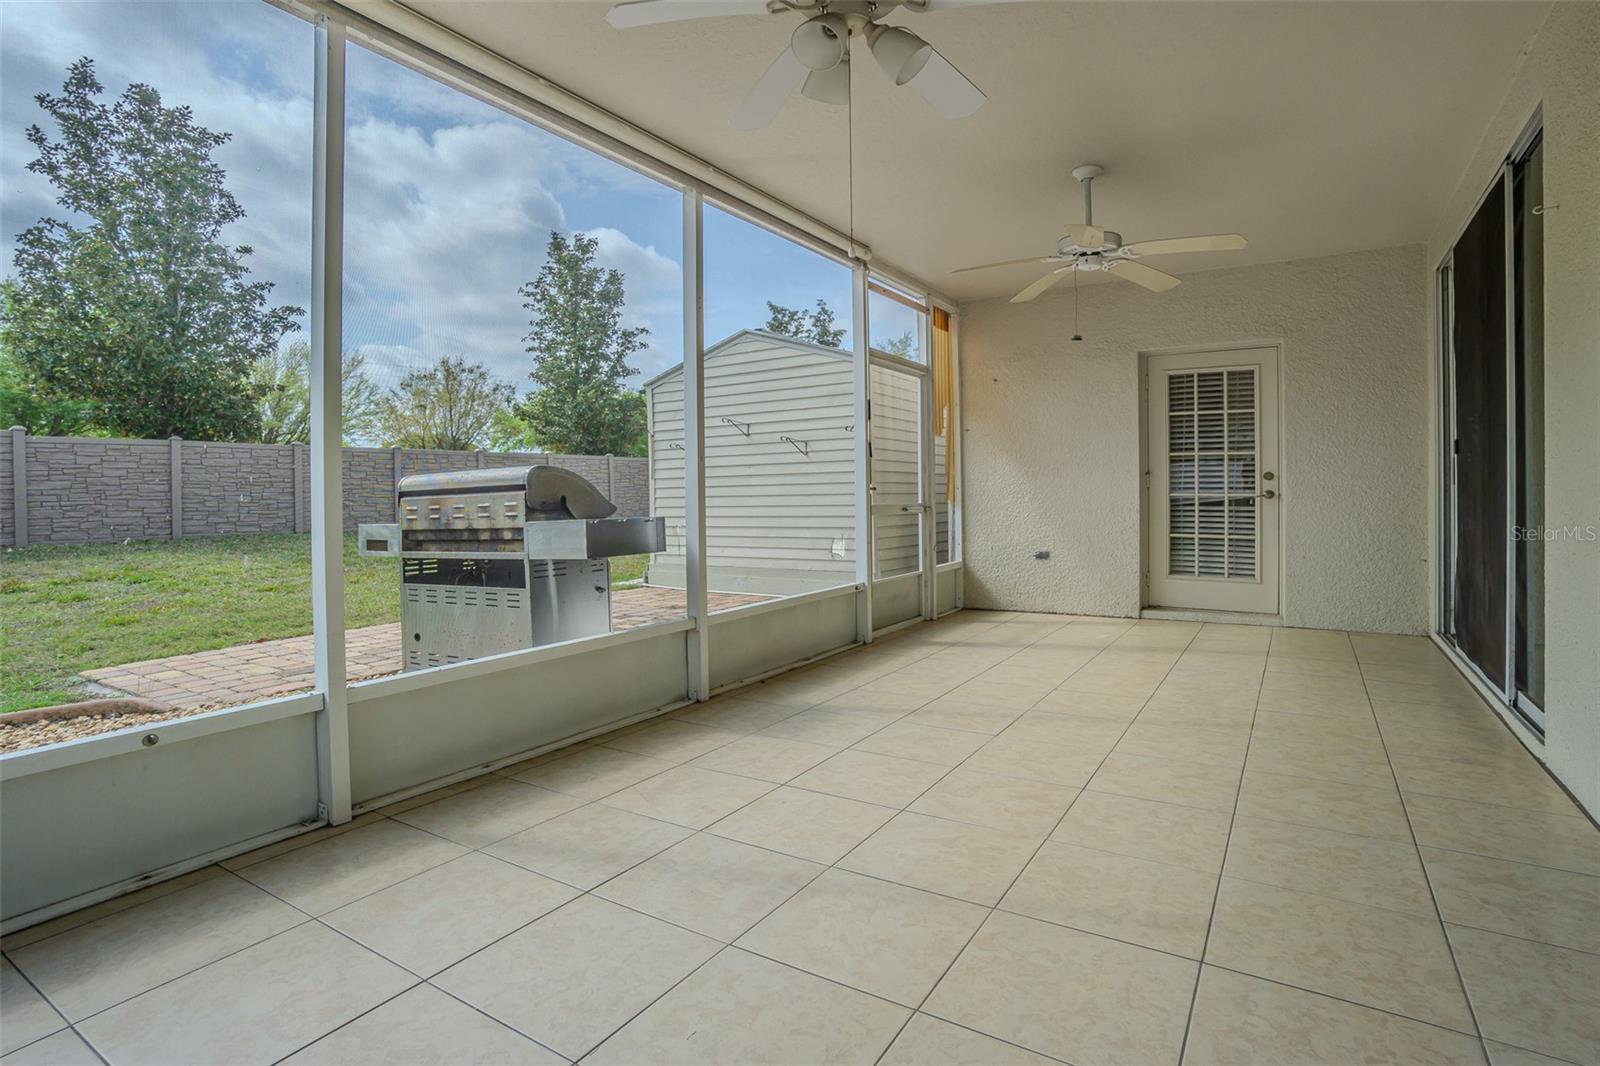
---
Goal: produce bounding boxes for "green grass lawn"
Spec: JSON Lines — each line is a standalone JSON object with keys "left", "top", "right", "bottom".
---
{"left": 0, "top": 534, "right": 648, "bottom": 713}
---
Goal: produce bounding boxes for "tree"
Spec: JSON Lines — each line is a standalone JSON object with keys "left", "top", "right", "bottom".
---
{"left": 764, "top": 299, "right": 845, "bottom": 348}
{"left": 250, "top": 339, "right": 381, "bottom": 445}
{"left": 879, "top": 331, "right": 915, "bottom": 359}
{"left": 1, "top": 58, "right": 301, "bottom": 441}
{"left": 515, "top": 232, "right": 649, "bottom": 456}
{"left": 375, "top": 356, "right": 513, "bottom": 450}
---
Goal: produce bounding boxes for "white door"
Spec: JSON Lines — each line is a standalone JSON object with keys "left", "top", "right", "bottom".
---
{"left": 1146, "top": 347, "right": 1280, "bottom": 613}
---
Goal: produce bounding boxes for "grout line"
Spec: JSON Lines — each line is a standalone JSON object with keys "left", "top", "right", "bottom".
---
{"left": 1353, "top": 631, "right": 1493, "bottom": 1062}
{"left": 1172, "top": 622, "right": 1268, "bottom": 1066}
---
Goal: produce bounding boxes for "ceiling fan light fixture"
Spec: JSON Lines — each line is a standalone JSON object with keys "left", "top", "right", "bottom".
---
{"left": 800, "top": 60, "right": 850, "bottom": 105}
{"left": 868, "top": 24, "right": 933, "bottom": 85}
{"left": 791, "top": 13, "right": 849, "bottom": 71}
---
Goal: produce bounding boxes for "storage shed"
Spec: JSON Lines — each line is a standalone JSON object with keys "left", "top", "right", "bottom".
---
{"left": 646, "top": 330, "right": 945, "bottom": 595}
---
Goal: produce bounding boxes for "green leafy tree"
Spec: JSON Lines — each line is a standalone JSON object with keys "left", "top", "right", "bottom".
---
{"left": 0, "top": 285, "right": 99, "bottom": 434}
{"left": 375, "top": 356, "right": 513, "bottom": 450}
{"left": 1, "top": 58, "right": 301, "bottom": 441}
{"left": 251, "top": 339, "right": 381, "bottom": 445}
{"left": 764, "top": 299, "right": 845, "bottom": 348}
{"left": 878, "top": 331, "right": 915, "bottom": 358}
{"left": 515, "top": 232, "right": 649, "bottom": 456}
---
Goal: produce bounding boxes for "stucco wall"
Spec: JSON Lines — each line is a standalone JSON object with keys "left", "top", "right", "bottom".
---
{"left": 959, "top": 243, "right": 1430, "bottom": 634}
{"left": 1426, "top": 2, "right": 1599, "bottom": 816}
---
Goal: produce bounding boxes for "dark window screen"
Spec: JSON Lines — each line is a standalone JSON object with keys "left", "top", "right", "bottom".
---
{"left": 1451, "top": 177, "right": 1508, "bottom": 689}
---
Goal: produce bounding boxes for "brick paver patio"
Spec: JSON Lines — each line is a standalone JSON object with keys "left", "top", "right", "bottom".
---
{"left": 81, "top": 586, "right": 768, "bottom": 710}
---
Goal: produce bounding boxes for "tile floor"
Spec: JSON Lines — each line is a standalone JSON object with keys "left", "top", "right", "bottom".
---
{"left": 3, "top": 611, "right": 1597, "bottom": 1065}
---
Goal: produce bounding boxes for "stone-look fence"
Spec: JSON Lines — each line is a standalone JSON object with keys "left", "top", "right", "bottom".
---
{"left": 0, "top": 427, "right": 648, "bottom": 548}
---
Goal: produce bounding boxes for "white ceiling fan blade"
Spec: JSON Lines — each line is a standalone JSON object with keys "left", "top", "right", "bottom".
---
{"left": 730, "top": 48, "right": 808, "bottom": 130}
{"left": 1123, "top": 233, "right": 1248, "bottom": 257}
{"left": 1065, "top": 224, "right": 1105, "bottom": 248}
{"left": 607, "top": 0, "right": 772, "bottom": 29}
{"left": 1106, "top": 259, "right": 1181, "bottom": 292}
{"left": 1011, "top": 269, "right": 1069, "bottom": 303}
{"left": 903, "top": 47, "right": 985, "bottom": 119}
{"left": 950, "top": 255, "right": 1052, "bottom": 275}
{"left": 906, "top": 0, "right": 1009, "bottom": 9}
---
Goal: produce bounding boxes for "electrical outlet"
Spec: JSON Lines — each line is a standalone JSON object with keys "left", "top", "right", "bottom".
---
{"left": 1033, "top": 550, "right": 1051, "bottom": 560}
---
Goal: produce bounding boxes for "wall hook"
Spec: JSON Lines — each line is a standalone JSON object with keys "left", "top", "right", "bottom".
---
{"left": 779, "top": 436, "right": 810, "bottom": 457}
{"left": 720, "top": 416, "right": 751, "bottom": 436}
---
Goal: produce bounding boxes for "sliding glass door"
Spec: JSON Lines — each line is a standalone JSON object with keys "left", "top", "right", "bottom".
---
{"left": 1438, "top": 116, "right": 1545, "bottom": 730}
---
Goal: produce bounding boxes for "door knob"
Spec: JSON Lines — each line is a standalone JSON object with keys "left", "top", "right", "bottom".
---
{"left": 1259, "top": 489, "right": 1276, "bottom": 500}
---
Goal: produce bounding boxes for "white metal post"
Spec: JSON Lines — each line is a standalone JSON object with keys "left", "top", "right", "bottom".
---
{"left": 683, "top": 190, "right": 710, "bottom": 697}
{"left": 311, "top": 17, "right": 351, "bottom": 824}
{"left": 950, "top": 309, "right": 965, "bottom": 609}
{"left": 919, "top": 307, "right": 936, "bottom": 620}
{"left": 852, "top": 264, "right": 873, "bottom": 642}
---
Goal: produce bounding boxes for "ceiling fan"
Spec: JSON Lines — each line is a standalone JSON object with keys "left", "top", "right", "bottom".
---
{"left": 953, "top": 165, "right": 1249, "bottom": 302}
{"left": 605, "top": 0, "right": 987, "bottom": 130}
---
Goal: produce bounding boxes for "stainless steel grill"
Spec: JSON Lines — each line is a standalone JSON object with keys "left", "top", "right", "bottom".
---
{"left": 358, "top": 465, "right": 664, "bottom": 671}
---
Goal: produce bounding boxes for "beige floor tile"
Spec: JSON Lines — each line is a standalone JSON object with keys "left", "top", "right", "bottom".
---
{"left": 1137, "top": 693, "right": 1259, "bottom": 729}
{"left": 1269, "top": 629, "right": 1354, "bottom": 661}
{"left": 1183, "top": 965, "right": 1485, "bottom": 1066}
{"left": 434, "top": 895, "right": 717, "bottom": 1061}
{"left": 1114, "top": 721, "right": 1250, "bottom": 768}
{"left": 1001, "top": 842, "right": 1216, "bottom": 958}
{"left": 486, "top": 802, "right": 690, "bottom": 889}
{"left": 279, "top": 984, "right": 563, "bottom": 1065}
{"left": 1482, "top": 1041, "right": 1573, "bottom": 1066}
{"left": 10, "top": 873, "right": 303, "bottom": 1022}
{"left": 1, "top": 959, "right": 64, "bottom": 1055}
{"left": 996, "top": 711, "right": 1126, "bottom": 752}
{"left": 1088, "top": 751, "right": 1241, "bottom": 813}
{"left": 908, "top": 770, "right": 1077, "bottom": 835}
{"left": 1254, "top": 689, "right": 1372, "bottom": 721}
{"left": 690, "top": 734, "right": 839, "bottom": 783}
{"left": 925, "top": 910, "right": 1195, "bottom": 1065}
{"left": 963, "top": 735, "right": 1106, "bottom": 787}
{"left": 76, "top": 922, "right": 414, "bottom": 1066}
{"left": 1249, "top": 708, "right": 1381, "bottom": 744}
{"left": 596, "top": 833, "right": 821, "bottom": 941}
{"left": 738, "top": 868, "right": 986, "bottom": 1006}
{"left": 707, "top": 786, "right": 895, "bottom": 864}
{"left": 1422, "top": 847, "right": 1600, "bottom": 954}
{"left": 219, "top": 812, "right": 388, "bottom": 872}
{"left": 1391, "top": 752, "right": 1580, "bottom": 816}
{"left": 600, "top": 765, "right": 774, "bottom": 829}
{"left": 852, "top": 722, "right": 989, "bottom": 767}
{"left": 586, "top": 947, "right": 909, "bottom": 1065}
{"left": 758, "top": 705, "right": 905, "bottom": 746}
{"left": 597, "top": 718, "right": 743, "bottom": 761}
{"left": 0, "top": 1029, "right": 101, "bottom": 1066}
{"left": 1449, "top": 924, "right": 1600, "bottom": 1065}
{"left": 839, "top": 812, "right": 1042, "bottom": 906}
{"left": 392, "top": 777, "right": 584, "bottom": 848}
{"left": 1206, "top": 877, "right": 1474, "bottom": 1032}
{"left": 1264, "top": 655, "right": 1362, "bottom": 680}
{"left": 1236, "top": 768, "right": 1412, "bottom": 842}
{"left": 321, "top": 852, "right": 576, "bottom": 975}
{"left": 1, "top": 867, "right": 229, "bottom": 953}
{"left": 1245, "top": 735, "right": 1396, "bottom": 790}
{"left": 1051, "top": 789, "right": 1231, "bottom": 873}
{"left": 1366, "top": 678, "right": 1483, "bottom": 708}
{"left": 1030, "top": 689, "right": 1146, "bottom": 723}
{"left": 236, "top": 818, "right": 467, "bottom": 916}
{"left": 790, "top": 749, "right": 950, "bottom": 808}
{"left": 503, "top": 744, "right": 676, "bottom": 800}
{"left": 879, "top": 1014, "right": 1060, "bottom": 1065}
{"left": 1223, "top": 815, "right": 1435, "bottom": 917}
{"left": 903, "top": 700, "right": 1027, "bottom": 736}
{"left": 1405, "top": 793, "right": 1600, "bottom": 875}
{"left": 673, "top": 696, "right": 799, "bottom": 733}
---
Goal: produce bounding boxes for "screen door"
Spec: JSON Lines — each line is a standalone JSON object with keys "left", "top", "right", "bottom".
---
{"left": 1146, "top": 347, "right": 1280, "bottom": 613}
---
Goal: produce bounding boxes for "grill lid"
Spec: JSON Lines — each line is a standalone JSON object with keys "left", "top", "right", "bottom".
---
{"left": 396, "top": 464, "right": 616, "bottom": 520}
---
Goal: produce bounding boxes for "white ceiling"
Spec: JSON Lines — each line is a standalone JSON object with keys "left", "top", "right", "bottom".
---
{"left": 405, "top": 0, "right": 1548, "bottom": 301}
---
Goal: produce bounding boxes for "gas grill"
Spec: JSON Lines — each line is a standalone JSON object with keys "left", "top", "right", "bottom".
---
{"left": 358, "top": 465, "right": 664, "bottom": 671}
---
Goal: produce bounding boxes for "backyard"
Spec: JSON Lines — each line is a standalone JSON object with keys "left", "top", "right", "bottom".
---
{"left": 0, "top": 534, "right": 647, "bottom": 714}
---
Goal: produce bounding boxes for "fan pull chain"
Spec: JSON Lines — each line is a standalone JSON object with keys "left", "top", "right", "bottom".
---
{"left": 1071, "top": 269, "right": 1083, "bottom": 342}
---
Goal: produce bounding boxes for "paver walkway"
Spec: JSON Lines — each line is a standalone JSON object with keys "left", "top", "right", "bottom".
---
{"left": 82, "top": 586, "right": 767, "bottom": 710}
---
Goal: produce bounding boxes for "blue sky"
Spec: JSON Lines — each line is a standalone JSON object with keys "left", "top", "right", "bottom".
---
{"left": 0, "top": 0, "right": 869, "bottom": 401}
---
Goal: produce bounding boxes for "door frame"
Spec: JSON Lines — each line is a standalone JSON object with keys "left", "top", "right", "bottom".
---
{"left": 1138, "top": 340, "right": 1286, "bottom": 617}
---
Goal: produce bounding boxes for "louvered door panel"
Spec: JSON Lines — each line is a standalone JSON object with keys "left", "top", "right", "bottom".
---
{"left": 1147, "top": 348, "right": 1279, "bottom": 614}
{"left": 1166, "top": 368, "right": 1258, "bottom": 580}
